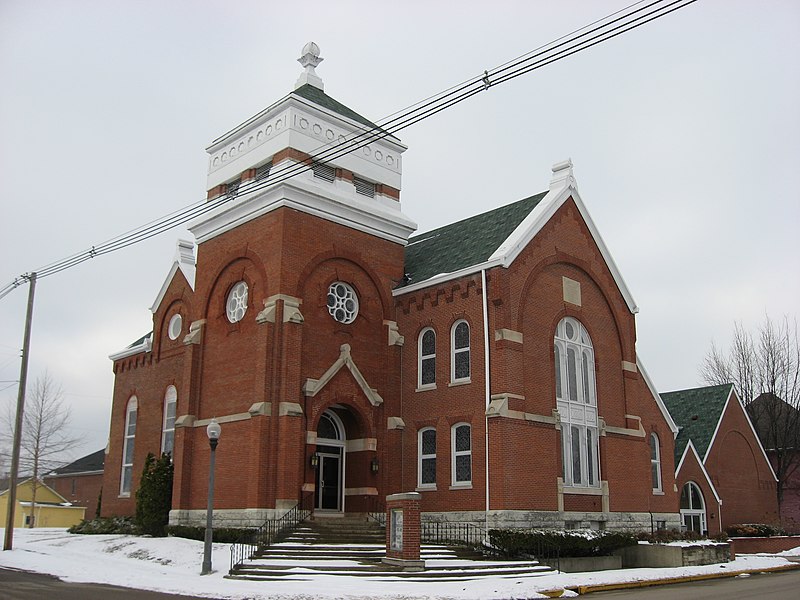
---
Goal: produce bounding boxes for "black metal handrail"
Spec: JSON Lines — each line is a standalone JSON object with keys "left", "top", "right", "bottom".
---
{"left": 366, "top": 495, "right": 386, "bottom": 527}
{"left": 229, "top": 491, "right": 314, "bottom": 572}
{"left": 421, "top": 520, "right": 486, "bottom": 547}
{"left": 484, "top": 528, "right": 562, "bottom": 572}
{"left": 523, "top": 531, "right": 561, "bottom": 573}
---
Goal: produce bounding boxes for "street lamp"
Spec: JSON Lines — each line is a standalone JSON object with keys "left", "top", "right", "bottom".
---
{"left": 201, "top": 419, "right": 221, "bottom": 575}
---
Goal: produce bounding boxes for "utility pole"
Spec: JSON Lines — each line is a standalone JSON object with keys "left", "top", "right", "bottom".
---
{"left": 4, "top": 272, "right": 37, "bottom": 551}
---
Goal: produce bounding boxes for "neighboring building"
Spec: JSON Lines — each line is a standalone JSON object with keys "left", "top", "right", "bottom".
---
{"left": 661, "top": 384, "right": 780, "bottom": 534}
{"left": 101, "top": 43, "right": 682, "bottom": 532}
{"left": 44, "top": 449, "right": 105, "bottom": 513}
{"left": 0, "top": 478, "right": 86, "bottom": 528}
{"left": 747, "top": 393, "right": 800, "bottom": 532}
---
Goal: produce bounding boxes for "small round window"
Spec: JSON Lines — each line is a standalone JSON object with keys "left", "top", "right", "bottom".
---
{"left": 168, "top": 314, "right": 183, "bottom": 340}
{"left": 226, "top": 281, "right": 249, "bottom": 323}
{"left": 327, "top": 282, "right": 358, "bottom": 324}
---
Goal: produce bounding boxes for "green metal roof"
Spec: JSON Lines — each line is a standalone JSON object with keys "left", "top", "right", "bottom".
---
{"left": 292, "top": 84, "right": 385, "bottom": 133}
{"left": 401, "top": 192, "right": 547, "bottom": 287}
{"left": 661, "top": 383, "right": 733, "bottom": 463}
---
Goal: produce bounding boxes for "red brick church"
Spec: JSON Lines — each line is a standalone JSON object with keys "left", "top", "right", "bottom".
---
{"left": 102, "top": 43, "right": 703, "bottom": 532}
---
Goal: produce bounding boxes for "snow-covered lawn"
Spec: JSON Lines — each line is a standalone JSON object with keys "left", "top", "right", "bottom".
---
{"left": 0, "top": 528, "right": 797, "bottom": 599}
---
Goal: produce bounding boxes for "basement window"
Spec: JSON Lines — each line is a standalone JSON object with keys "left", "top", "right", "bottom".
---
{"left": 354, "top": 177, "right": 375, "bottom": 198}
{"left": 312, "top": 163, "right": 335, "bottom": 182}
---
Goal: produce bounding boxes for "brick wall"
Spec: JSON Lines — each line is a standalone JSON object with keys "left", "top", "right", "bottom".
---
{"left": 729, "top": 535, "right": 800, "bottom": 554}
{"left": 704, "top": 394, "right": 780, "bottom": 529}
{"left": 44, "top": 472, "right": 103, "bottom": 513}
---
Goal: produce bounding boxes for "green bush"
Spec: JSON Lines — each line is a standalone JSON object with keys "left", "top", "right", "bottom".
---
{"left": 488, "top": 529, "right": 637, "bottom": 558}
{"left": 68, "top": 516, "right": 138, "bottom": 535}
{"left": 726, "top": 523, "right": 784, "bottom": 538}
{"left": 637, "top": 528, "right": 702, "bottom": 543}
{"left": 167, "top": 525, "right": 253, "bottom": 544}
{"left": 135, "top": 453, "right": 174, "bottom": 537}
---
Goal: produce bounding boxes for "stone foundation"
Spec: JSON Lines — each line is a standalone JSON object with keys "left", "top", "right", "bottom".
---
{"left": 422, "top": 510, "right": 681, "bottom": 533}
{"left": 169, "top": 508, "right": 288, "bottom": 529}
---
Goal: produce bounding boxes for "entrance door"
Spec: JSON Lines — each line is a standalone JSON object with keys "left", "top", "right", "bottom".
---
{"left": 317, "top": 451, "right": 342, "bottom": 510}
{"left": 314, "top": 410, "right": 346, "bottom": 511}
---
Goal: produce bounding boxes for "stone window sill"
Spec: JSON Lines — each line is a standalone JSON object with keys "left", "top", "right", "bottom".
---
{"left": 416, "top": 485, "right": 437, "bottom": 492}
{"left": 448, "top": 379, "right": 471, "bottom": 388}
{"left": 449, "top": 483, "right": 473, "bottom": 490}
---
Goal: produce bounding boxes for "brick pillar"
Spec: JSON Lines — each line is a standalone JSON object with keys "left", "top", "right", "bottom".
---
{"left": 383, "top": 492, "right": 423, "bottom": 571}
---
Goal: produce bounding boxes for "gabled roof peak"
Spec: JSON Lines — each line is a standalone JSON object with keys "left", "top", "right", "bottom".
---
{"left": 550, "top": 158, "right": 577, "bottom": 192}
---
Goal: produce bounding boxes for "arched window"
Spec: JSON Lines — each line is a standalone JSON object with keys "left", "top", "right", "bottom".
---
{"left": 555, "top": 317, "right": 599, "bottom": 487}
{"left": 451, "top": 423, "right": 472, "bottom": 486}
{"left": 680, "top": 482, "right": 706, "bottom": 534}
{"left": 418, "top": 428, "right": 437, "bottom": 488}
{"left": 418, "top": 328, "right": 436, "bottom": 388}
{"left": 451, "top": 320, "right": 470, "bottom": 383}
{"left": 650, "top": 433, "right": 662, "bottom": 492}
{"left": 161, "top": 386, "right": 177, "bottom": 455}
{"left": 317, "top": 412, "right": 342, "bottom": 441}
{"left": 120, "top": 396, "right": 138, "bottom": 496}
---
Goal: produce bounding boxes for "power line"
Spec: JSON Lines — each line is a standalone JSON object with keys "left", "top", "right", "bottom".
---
{"left": 0, "top": 0, "right": 697, "bottom": 297}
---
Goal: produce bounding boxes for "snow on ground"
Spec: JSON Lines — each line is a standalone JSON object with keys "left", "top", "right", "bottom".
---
{"left": 0, "top": 528, "right": 796, "bottom": 600}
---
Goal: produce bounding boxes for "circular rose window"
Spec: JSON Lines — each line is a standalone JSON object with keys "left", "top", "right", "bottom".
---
{"left": 168, "top": 314, "right": 183, "bottom": 340}
{"left": 327, "top": 282, "right": 358, "bottom": 324}
{"left": 226, "top": 281, "right": 248, "bottom": 323}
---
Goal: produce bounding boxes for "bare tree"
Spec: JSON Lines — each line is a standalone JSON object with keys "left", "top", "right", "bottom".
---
{"left": 701, "top": 315, "right": 800, "bottom": 519}
{"left": 1, "top": 372, "right": 82, "bottom": 526}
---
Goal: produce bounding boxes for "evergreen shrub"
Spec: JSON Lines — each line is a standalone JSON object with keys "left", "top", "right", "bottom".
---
{"left": 167, "top": 525, "right": 252, "bottom": 544}
{"left": 135, "top": 452, "right": 174, "bottom": 537}
{"left": 68, "top": 516, "right": 138, "bottom": 535}
{"left": 488, "top": 529, "right": 637, "bottom": 558}
{"left": 726, "top": 523, "right": 785, "bottom": 537}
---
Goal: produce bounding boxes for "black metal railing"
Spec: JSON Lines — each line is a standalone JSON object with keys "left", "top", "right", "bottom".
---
{"left": 483, "top": 528, "right": 562, "bottom": 572}
{"left": 523, "top": 532, "right": 561, "bottom": 573}
{"left": 421, "top": 520, "right": 486, "bottom": 547}
{"left": 229, "top": 491, "right": 314, "bottom": 572}
{"left": 366, "top": 495, "right": 386, "bottom": 527}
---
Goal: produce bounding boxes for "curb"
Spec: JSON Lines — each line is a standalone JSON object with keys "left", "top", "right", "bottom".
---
{"left": 567, "top": 562, "right": 800, "bottom": 595}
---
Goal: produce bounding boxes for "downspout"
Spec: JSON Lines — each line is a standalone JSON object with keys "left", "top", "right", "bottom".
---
{"left": 481, "top": 269, "right": 491, "bottom": 532}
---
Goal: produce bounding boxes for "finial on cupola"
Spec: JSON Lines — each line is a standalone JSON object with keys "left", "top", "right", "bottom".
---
{"left": 295, "top": 42, "right": 324, "bottom": 91}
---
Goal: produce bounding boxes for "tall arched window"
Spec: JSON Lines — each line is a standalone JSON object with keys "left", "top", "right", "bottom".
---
{"left": 680, "top": 481, "right": 706, "bottom": 534}
{"left": 418, "top": 427, "right": 437, "bottom": 488}
{"left": 418, "top": 328, "right": 436, "bottom": 388}
{"left": 162, "top": 386, "right": 177, "bottom": 455}
{"left": 555, "top": 317, "right": 599, "bottom": 487}
{"left": 451, "top": 423, "right": 472, "bottom": 486}
{"left": 120, "top": 396, "right": 138, "bottom": 496}
{"left": 451, "top": 320, "right": 470, "bottom": 383}
{"left": 650, "top": 433, "right": 662, "bottom": 492}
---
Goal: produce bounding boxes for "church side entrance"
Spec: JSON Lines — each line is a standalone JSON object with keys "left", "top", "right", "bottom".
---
{"left": 315, "top": 410, "right": 345, "bottom": 512}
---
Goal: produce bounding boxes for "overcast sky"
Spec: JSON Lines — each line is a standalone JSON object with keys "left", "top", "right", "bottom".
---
{"left": 1, "top": 0, "right": 798, "bottom": 465}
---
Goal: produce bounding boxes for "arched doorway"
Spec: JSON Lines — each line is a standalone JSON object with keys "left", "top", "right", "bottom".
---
{"left": 315, "top": 410, "right": 345, "bottom": 511}
{"left": 680, "top": 481, "right": 706, "bottom": 534}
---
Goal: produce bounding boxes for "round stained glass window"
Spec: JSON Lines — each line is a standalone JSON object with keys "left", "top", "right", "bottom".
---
{"left": 226, "top": 281, "right": 248, "bottom": 323}
{"left": 327, "top": 282, "right": 358, "bottom": 324}
{"left": 168, "top": 314, "right": 182, "bottom": 340}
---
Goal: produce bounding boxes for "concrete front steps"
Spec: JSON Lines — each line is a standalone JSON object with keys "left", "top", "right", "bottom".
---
{"left": 228, "top": 513, "right": 556, "bottom": 582}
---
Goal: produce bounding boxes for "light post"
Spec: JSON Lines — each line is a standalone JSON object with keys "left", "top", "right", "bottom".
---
{"left": 201, "top": 419, "right": 221, "bottom": 575}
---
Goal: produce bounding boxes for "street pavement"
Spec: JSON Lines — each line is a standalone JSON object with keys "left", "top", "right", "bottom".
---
{"left": 0, "top": 568, "right": 220, "bottom": 600}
